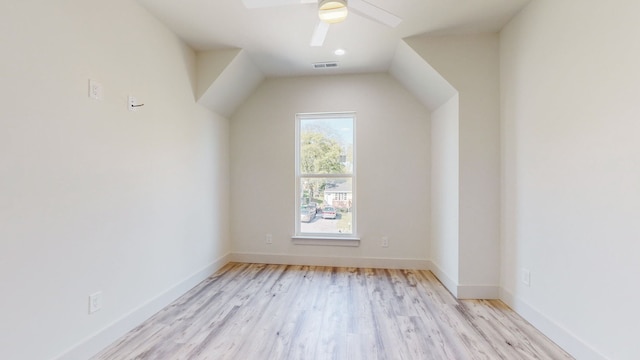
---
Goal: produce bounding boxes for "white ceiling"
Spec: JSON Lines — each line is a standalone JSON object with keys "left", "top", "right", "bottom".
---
{"left": 136, "top": 0, "right": 530, "bottom": 77}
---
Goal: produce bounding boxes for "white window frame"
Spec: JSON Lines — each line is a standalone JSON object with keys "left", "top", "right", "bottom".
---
{"left": 293, "top": 112, "right": 359, "bottom": 245}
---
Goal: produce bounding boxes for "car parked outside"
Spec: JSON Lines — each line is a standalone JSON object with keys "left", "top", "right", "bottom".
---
{"left": 300, "top": 207, "right": 315, "bottom": 222}
{"left": 322, "top": 206, "right": 337, "bottom": 219}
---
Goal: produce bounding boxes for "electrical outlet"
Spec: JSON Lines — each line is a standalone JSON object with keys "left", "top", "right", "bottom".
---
{"left": 89, "top": 292, "right": 103, "bottom": 314}
{"left": 381, "top": 236, "right": 389, "bottom": 248}
{"left": 266, "top": 233, "right": 273, "bottom": 244}
{"left": 522, "top": 269, "right": 531, "bottom": 287}
{"left": 88, "top": 79, "right": 103, "bottom": 101}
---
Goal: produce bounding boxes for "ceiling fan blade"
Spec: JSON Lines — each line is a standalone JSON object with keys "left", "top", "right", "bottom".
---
{"left": 242, "top": 0, "right": 316, "bottom": 9}
{"left": 310, "top": 21, "right": 330, "bottom": 47}
{"left": 349, "top": 0, "right": 402, "bottom": 28}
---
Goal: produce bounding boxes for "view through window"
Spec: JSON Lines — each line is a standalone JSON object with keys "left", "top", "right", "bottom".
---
{"left": 296, "top": 113, "right": 355, "bottom": 237}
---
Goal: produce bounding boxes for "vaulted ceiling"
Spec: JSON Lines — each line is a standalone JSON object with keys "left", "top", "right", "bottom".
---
{"left": 136, "top": 0, "right": 530, "bottom": 77}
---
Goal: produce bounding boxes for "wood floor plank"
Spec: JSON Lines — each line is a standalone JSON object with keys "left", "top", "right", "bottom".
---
{"left": 183, "top": 264, "right": 294, "bottom": 359}
{"left": 277, "top": 266, "right": 324, "bottom": 360}
{"left": 349, "top": 268, "right": 385, "bottom": 360}
{"left": 92, "top": 263, "right": 573, "bottom": 360}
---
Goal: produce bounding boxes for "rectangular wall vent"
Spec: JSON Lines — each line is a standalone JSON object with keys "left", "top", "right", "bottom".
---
{"left": 313, "top": 62, "right": 339, "bottom": 69}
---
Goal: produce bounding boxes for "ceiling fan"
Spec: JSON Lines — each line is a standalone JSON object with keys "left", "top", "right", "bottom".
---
{"left": 241, "top": 0, "right": 402, "bottom": 47}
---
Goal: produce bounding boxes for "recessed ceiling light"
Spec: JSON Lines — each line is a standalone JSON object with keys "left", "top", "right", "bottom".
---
{"left": 334, "top": 48, "right": 346, "bottom": 56}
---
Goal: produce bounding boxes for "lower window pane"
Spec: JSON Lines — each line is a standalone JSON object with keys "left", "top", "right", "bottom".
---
{"left": 299, "top": 178, "right": 352, "bottom": 235}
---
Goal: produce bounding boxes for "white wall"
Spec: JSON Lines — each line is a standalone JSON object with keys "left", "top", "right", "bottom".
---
{"left": 430, "top": 95, "right": 460, "bottom": 292}
{"left": 230, "top": 74, "right": 430, "bottom": 266}
{"left": 407, "top": 34, "right": 501, "bottom": 297}
{"left": 501, "top": 1, "right": 640, "bottom": 359}
{"left": 0, "top": 1, "right": 230, "bottom": 359}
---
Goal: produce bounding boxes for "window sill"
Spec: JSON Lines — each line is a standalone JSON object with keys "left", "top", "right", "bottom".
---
{"left": 292, "top": 236, "right": 360, "bottom": 247}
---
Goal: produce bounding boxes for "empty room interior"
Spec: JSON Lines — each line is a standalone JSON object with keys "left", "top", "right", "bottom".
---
{"left": 1, "top": 0, "right": 639, "bottom": 359}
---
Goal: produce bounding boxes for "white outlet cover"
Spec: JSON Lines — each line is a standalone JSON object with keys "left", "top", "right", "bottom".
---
{"left": 88, "top": 79, "right": 103, "bottom": 101}
{"left": 382, "top": 236, "right": 389, "bottom": 247}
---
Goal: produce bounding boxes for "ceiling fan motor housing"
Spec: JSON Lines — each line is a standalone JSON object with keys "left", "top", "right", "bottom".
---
{"left": 318, "top": 0, "right": 348, "bottom": 24}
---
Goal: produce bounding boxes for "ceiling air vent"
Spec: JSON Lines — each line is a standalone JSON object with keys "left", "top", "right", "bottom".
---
{"left": 313, "top": 62, "right": 339, "bottom": 69}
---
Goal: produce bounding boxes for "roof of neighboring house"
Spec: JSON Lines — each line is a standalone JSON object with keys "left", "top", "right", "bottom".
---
{"left": 324, "top": 182, "right": 352, "bottom": 194}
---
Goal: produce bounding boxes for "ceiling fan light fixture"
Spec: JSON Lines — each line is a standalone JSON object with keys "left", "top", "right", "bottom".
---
{"left": 318, "top": 0, "right": 348, "bottom": 24}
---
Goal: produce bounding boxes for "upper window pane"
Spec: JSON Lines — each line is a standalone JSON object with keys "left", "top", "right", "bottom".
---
{"left": 299, "top": 116, "right": 353, "bottom": 175}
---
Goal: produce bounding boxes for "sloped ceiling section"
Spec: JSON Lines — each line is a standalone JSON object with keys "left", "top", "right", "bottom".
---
{"left": 196, "top": 48, "right": 265, "bottom": 118}
{"left": 389, "top": 40, "right": 458, "bottom": 111}
{"left": 196, "top": 42, "right": 456, "bottom": 118}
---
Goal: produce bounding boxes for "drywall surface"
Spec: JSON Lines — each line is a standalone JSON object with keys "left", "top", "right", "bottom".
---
{"left": 230, "top": 74, "right": 430, "bottom": 264}
{"left": 390, "top": 40, "right": 457, "bottom": 111}
{"left": 196, "top": 49, "right": 264, "bottom": 118}
{"left": 0, "top": 1, "right": 230, "bottom": 359}
{"left": 430, "top": 95, "right": 460, "bottom": 291}
{"left": 196, "top": 48, "right": 242, "bottom": 100}
{"left": 501, "top": 0, "right": 640, "bottom": 358}
{"left": 406, "top": 34, "right": 501, "bottom": 295}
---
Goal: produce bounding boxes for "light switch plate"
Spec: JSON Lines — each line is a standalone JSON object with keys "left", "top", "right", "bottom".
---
{"left": 128, "top": 96, "right": 138, "bottom": 111}
{"left": 89, "top": 292, "right": 103, "bottom": 314}
{"left": 522, "top": 269, "right": 531, "bottom": 287}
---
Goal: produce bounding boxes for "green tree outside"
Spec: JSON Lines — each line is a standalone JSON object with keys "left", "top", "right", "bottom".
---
{"left": 300, "top": 132, "right": 345, "bottom": 174}
{"left": 300, "top": 131, "right": 345, "bottom": 202}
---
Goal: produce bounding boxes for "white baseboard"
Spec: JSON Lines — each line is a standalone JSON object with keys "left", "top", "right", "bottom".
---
{"left": 231, "top": 254, "right": 498, "bottom": 299}
{"left": 48, "top": 252, "right": 607, "bottom": 360}
{"left": 500, "top": 288, "right": 607, "bottom": 360}
{"left": 230, "top": 252, "right": 430, "bottom": 270}
{"left": 427, "top": 262, "right": 499, "bottom": 299}
{"left": 54, "top": 253, "right": 599, "bottom": 360}
{"left": 53, "top": 253, "right": 232, "bottom": 360}
{"left": 428, "top": 261, "right": 459, "bottom": 297}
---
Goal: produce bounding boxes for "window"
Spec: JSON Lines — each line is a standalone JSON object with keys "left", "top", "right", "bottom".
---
{"left": 295, "top": 112, "right": 356, "bottom": 239}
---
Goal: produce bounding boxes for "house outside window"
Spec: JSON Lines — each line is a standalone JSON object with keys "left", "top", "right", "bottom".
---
{"left": 325, "top": 183, "right": 352, "bottom": 208}
{"left": 295, "top": 112, "right": 355, "bottom": 238}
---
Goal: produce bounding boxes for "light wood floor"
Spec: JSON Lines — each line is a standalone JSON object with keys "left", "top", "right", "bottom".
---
{"left": 93, "top": 263, "right": 573, "bottom": 360}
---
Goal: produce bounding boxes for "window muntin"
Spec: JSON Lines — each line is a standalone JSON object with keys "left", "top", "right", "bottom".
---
{"left": 295, "top": 113, "right": 355, "bottom": 237}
